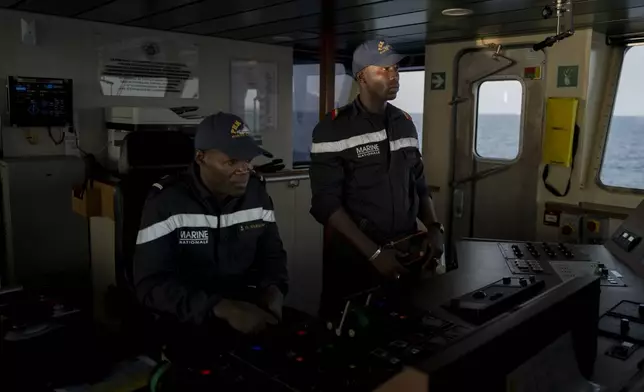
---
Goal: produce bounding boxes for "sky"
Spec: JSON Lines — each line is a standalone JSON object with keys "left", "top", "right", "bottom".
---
{"left": 613, "top": 45, "right": 644, "bottom": 116}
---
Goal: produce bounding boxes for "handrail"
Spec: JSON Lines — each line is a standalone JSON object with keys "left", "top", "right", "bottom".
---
{"left": 261, "top": 170, "right": 310, "bottom": 183}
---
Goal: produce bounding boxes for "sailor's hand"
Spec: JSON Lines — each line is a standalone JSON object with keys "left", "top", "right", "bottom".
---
{"left": 420, "top": 257, "right": 439, "bottom": 279}
{"left": 371, "top": 249, "right": 409, "bottom": 280}
{"left": 260, "top": 285, "right": 284, "bottom": 322}
{"left": 214, "top": 299, "right": 278, "bottom": 334}
{"left": 422, "top": 226, "right": 444, "bottom": 261}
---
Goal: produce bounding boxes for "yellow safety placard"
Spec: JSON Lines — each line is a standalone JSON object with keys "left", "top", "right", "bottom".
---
{"left": 542, "top": 97, "right": 579, "bottom": 167}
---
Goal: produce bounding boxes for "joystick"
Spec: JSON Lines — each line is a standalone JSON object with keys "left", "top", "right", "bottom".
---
{"left": 621, "top": 318, "right": 631, "bottom": 336}
{"left": 472, "top": 291, "right": 486, "bottom": 299}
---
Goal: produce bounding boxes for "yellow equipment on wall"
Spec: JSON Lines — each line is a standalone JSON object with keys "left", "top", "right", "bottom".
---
{"left": 542, "top": 97, "right": 579, "bottom": 167}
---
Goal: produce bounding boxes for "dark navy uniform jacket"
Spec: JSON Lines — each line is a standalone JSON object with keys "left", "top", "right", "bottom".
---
{"left": 309, "top": 97, "right": 429, "bottom": 243}
{"left": 133, "top": 165, "right": 288, "bottom": 326}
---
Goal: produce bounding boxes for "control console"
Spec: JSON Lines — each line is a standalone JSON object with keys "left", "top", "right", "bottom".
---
{"left": 498, "top": 241, "right": 626, "bottom": 287}
{"left": 443, "top": 276, "right": 546, "bottom": 325}
{"left": 499, "top": 241, "right": 592, "bottom": 275}
{"left": 191, "top": 295, "right": 472, "bottom": 392}
{"left": 599, "top": 300, "right": 644, "bottom": 350}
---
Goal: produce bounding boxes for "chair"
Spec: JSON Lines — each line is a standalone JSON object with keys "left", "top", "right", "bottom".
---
{"left": 109, "top": 130, "right": 194, "bottom": 357}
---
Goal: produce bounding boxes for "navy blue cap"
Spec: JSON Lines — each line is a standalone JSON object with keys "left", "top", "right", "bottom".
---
{"left": 194, "top": 112, "right": 272, "bottom": 161}
{"left": 352, "top": 39, "right": 406, "bottom": 78}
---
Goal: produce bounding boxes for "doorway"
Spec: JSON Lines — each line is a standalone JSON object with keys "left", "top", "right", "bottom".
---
{"left": 449, "top": 46, "right": 546, "bottom": 244}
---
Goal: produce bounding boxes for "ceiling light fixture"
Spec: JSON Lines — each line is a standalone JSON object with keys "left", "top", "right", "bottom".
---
{"left": 272, "top": 36, "right": 293, "bottom": 42}
{"left": 441, "top": 8, "right": 474, "bottom": 17}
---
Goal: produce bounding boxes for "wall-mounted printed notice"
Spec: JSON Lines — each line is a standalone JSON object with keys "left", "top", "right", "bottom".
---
{"left": 98, "top": 37, "right": 199, "bottom": 98}
{"left": 230, "top": 60, "right": 278, "bottom": 145}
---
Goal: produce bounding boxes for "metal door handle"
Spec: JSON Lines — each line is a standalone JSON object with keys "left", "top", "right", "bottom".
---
{"left": 288, "top": 180, "right": 300, "bottom": 188}
{"left": 453, "top": 188, "right": 464, "bottom": 219}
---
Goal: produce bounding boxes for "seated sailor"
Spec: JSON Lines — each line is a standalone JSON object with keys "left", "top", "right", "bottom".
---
{"left": 133, "top": 112, "right": 288, "bottom": 335}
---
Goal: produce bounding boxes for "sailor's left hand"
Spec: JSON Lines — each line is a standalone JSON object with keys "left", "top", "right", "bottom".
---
{"left": 261, "top": 285, "right": 284, "bottom": 322}
{"left": 420, "top": 226, "right": 444, "bottom": 267}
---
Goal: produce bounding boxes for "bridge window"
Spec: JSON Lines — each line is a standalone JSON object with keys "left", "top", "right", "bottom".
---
{"left": 292, "top": 63, "right": 354, "bottom": 166}
{"left": 599, "top": 46, "right": 644, "bottom": 190}
{"left": 475, "top": 80, "right": 524, "bottom": 161}
{"left": 390, "top": 70, "right": 425, "bottom": 149}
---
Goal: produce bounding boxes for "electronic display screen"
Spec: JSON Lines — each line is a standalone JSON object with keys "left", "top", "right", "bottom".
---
{"left": 7, "top": 76, "right": 73, "bottom": 127}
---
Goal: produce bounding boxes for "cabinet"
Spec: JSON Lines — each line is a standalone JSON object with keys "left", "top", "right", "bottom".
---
{"left": 0, "top": 157, "right": 90, "bottom": 291}
{"left": 266, "top": 174, "right": 323, "bottom": 316}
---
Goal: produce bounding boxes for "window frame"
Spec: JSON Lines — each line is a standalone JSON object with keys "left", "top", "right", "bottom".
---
{"left": 471, "top": 76, "right": 526, "bottom": 164}
{"left": 596, "top": 45, "right": 644, "bottom": 194}
{"left": 291, "top": 63, "right": 354, "bottom": 168}
{"left": 394, "top": 67, "right": 425, "bottom": 152}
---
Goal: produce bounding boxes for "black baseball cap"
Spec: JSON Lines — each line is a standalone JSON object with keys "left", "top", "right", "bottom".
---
{"left": 352, "top": 39, "right": 407, "bottom": 78}
{"left": 194, "top": 112, "right": 273, "bottom": 161}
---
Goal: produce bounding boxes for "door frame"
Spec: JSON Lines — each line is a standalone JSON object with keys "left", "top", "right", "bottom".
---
{"left": 445, "top": 43, "right": 547, "bottom": 258}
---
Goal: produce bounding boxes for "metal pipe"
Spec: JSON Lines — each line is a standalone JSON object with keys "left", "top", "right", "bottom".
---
{"left": 263, "top": 172, "right": 310, "bottom": 183}
{"left": 556, "top": 0, "right": 563, "bottom": 35}
{"left": 319, "top": 0, "right": 335, "bottom": 120}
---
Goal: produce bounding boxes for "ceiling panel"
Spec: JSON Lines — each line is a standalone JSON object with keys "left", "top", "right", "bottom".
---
{"left": 217, "top": 0, "right": 429, "bottom": 40}
{"left": 253, "top": 30, "right": 319, "bottom": 45}
{"left": 437, "top": 0, "right": 644, "bottom": 30}
{"left": 3, "top": 0, "right": 644, "bottom": 56}
{"left": 77, "top": 0, "right": 200, "bottom": 24}
{"left": 178, "top": 0, "right": 322, "bottom": 35}
{"left": 332, "top": 10, "right": 428, "bottom": 35}
{"left": 177, "top": 0, "right": 384, "bottom": 35}
{"left": 127, "top": 0, "right": 294, "bottom": 30}
{"left": 603, "top": 19, "right": 644, "bottom": 35}
{"left": 0, "top": 0, "right": 20, "bottom": 7}
{"left": 13, "top": 0, "right": 114, "bottom": 16}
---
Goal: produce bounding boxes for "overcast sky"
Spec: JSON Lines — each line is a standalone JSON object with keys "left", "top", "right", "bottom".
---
{"left": 613, "top": 45, "right": 644, "bottom": 116}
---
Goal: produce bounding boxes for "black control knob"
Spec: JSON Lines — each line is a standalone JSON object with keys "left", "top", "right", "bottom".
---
{"left": 529, "top": 275, "right": 536, "bottom": 283}
{"left": 502, "top": 277, "right": 511, "bottom": 285}
{"left": 621, "top": 318, "right": 631, "bottom": 335}
{"left": 472, "top": 291, "right": 486, "bottom": 299}
{"left": 519, "top": 278, "right": 527, "bottom": 287}
{"left": 639, "top": 304, "right": 644, "bottom": 318}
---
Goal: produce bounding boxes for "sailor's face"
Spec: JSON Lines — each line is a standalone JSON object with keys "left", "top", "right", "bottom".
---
{"left": 196, "top": 150, "right": 251, "bottom": 197}
{"left": 361, "top": 64, "right": 400, "bottom": 100}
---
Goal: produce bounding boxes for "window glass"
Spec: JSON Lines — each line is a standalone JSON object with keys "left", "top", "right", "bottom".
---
{"left": 599, "top": 46, "right": 644, "bottom": 190}
{"left": 292, "top": 64, "right": 354, "bottom": 165}
{"left": 389, "top": 70, "right": 425, "bottom": 148}
{"left": 475, "top": 80, "right": 523, "bottom": 160}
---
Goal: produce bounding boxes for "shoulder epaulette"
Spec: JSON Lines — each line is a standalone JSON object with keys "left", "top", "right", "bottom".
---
{"left": 151, "top": 174, "right": 177, "bottom": 192}
{"left": 251, "top": 170, "right": 266, "bottom": 185}
{"left": 328, "top": 104, "right": 351, "bottom": 120}
{"left": 401, "top": 109, "right": 412, "bottom": 121}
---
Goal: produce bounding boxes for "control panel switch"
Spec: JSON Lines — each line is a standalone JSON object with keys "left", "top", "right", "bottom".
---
{"left": 621, "top": 318, "right": 630, "bottom": 336}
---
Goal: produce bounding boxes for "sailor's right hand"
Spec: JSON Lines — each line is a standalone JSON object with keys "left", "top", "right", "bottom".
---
{"left": 371, "top": 248, "right": 409, "bottom": 280}
{"left": 214, "top": 299, "right": 278, "bottom": 334}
